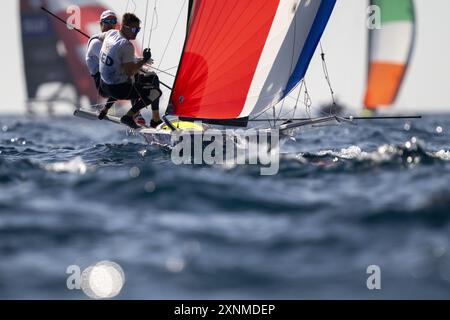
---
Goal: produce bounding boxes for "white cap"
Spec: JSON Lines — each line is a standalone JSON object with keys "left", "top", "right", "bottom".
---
{"left": 100, "top": 10, "right": 117, "bottom": 21}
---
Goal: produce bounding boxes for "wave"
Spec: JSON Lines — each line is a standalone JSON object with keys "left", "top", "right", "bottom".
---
{"left": 295, "top": 138, "right": 450, "bottom": 168}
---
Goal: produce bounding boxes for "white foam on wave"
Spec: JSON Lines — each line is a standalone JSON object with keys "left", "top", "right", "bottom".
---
{"left": 435, "top": 150, "right": 450, "bottom": 161}
{"left": 316, "top": 144, "right": 407, "bottom": 163}
{"left": 338, "top": 146, "right": 369, "bottom": 160}
{"left": 43, "top": 156, "right": 88, "bottom": 175}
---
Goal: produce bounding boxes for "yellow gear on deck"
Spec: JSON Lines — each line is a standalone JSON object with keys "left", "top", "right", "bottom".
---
{"left": 161, "top": 121, "right": 205, "bottom": 132}
{"left": 361, "top": 108, "right": 375, "bottom": 117}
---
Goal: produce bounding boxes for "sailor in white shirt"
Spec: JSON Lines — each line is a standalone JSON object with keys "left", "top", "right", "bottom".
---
{"left": 86, "top": 10, "right": 118, "bottom": 114}
{"left": 98, "top": 13, "right": 162, "bottom": 129}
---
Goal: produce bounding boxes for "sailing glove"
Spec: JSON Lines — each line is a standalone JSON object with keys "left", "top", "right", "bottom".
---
{"left": 143, "top": 48, "right": 152, "bottom": 63}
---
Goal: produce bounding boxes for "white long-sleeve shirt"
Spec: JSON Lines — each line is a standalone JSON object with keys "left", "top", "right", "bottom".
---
{"left": 99, "top": 30, "right": 136, "bottom": 85}
{"left": 85, "top": 36, "right": 103, "bottom": 76}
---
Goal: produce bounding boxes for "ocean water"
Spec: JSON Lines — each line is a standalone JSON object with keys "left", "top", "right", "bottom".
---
{"left": 1, "top": 113, "right": 450, "bottom": 299}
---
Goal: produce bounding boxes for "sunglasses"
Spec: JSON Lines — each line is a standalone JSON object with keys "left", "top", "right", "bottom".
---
{"left": 101, "top": 18, "right": 117, "bottom": 25}
{"left": 124, "top": 25, "right": 141, "bottom": 34}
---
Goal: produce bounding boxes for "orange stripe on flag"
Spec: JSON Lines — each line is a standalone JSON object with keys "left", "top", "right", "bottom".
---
{"left": 364, "top": 63, "right": 406, "bottom": 109}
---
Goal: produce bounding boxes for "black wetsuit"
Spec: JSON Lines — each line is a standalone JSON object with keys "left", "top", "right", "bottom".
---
{"left": 100, "top": 74, "right": 162, "bottom": 113}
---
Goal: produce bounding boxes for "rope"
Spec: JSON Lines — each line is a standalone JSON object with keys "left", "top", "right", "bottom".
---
{"left": 248, "top": 41, "right": 336, "bottom": 123}
{"left": 276, "top": 6, "right": 297, "bottom": 123}
{"left": 153, "top": 67, "right": 176, "bottom": 78}
{"left": 125, "top": 0, "right": 137, "bottom": 13}
{"left": 303, "top": 79, "right": 312, "bottom": 119}
{"left": 276, "top": 80, "right": 310, "bottom": 121}
{"left": 250, "top": 78, "right": 304, "bottom": 123}
{"left": 157, "top": 0, "right": 188, "bottom": 70}
{"left": 291, "top": 79, "right": 304, "bottom": 120}
{"left": 141, "top": 0, "right": 150, "bottom": 50}
{"left": 147, "top": 0, "right": 159, "bottom": 48}
{"left": 157, "top": 65, "right": 178, "bottom": 77}
{"left": 319, "top": 41, "right": 336, "bottom": 115}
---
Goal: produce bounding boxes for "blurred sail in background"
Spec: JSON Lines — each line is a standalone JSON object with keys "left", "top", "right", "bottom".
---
{"left": 20, "top": 0, "right": 110, "bottom": 114}
{"left": 364, "top": 0, "right": 416, "bottom": 112}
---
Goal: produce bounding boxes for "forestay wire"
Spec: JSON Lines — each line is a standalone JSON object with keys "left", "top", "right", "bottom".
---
{"left": 319, "top": 41, "right": 337, "bottom": 115}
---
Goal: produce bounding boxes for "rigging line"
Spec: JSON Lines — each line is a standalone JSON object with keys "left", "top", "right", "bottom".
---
{"left": 250, "top": 99, "right": 289, "bottom": 122}
{"left": 275, "top": 82, "right": 306, "bottom": 122}
{"left": 161, "top": 65, "right": 178, "bottom": 71}
{"left": 147, "top": 0, "right": 158, "bottom": 48}
{"left": 291, "top": 79, "right": 304, "bottom": 120}
{"left": 41, "top": 7, "right": 90, "bottom": 38}
{"left": 250, "top": 79, "right": 304, "bottom": 122}
{"left": 141, "top": 0, "right": 150, "bottom": 50}
{"left": 284, "top": 95, "right": 303, "bottom": 102}
{"left": 276, "top": 99, "right": 287, "bottom": 127}
{"left": 157, "top": 0, "right": 188, "bottom": 70}
{"left": 146, "top": 65, "right": 177, "bottom": 78}
{"left": 126, "top": 0, "right": 137, "bottom": 13}
{"left": 280, "top": 86, "right": 312, "bottom": 121}
{"left": 152, "top": 67, "right": 175, "bottom": 78}
{"left": 319, "top": 41, "right": 336, "bottom": 115}
{"left": 251, "top": 102, "right": 279, "bottom": 121}
{"left": 271, "top": 107, "right": 276, "bottom": 128}
{"left": 244, "top": 116, "right": 423, "bottom": 122}
{"left": 278, "top": 108, "right": 303, "bottom": 123}
{"left": 277, "top": 7, "right": 297, "bottom": 123}
{"left": 303, "top": 78, "right": 312, "bottom": 119}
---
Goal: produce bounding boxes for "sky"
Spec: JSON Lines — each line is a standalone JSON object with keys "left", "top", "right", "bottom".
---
{"left": 1, "top": 0, "right": 450, "bottom": 115}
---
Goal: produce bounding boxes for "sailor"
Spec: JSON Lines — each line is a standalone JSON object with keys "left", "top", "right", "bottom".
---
{"left": 98, "top": 13, "right": 162, "bottom": 129}
{"left": 86, "top": 11, "right": 146, "bottom": 125}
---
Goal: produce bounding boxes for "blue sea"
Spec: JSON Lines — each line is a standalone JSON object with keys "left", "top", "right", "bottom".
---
{"left": 1, "top": 113, "right": 450, "bottom": 299}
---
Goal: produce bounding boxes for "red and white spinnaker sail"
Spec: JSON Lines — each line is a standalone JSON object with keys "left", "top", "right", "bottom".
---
{"left": 171, "top": 0, "right": 336, "bottom": 122}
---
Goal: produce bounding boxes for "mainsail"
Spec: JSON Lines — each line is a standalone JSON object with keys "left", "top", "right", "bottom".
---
{"left": 364, "top": 0, "right": 416, "bottom": 110}
{"left": 20, "top": 0, "right": 111, "bottom": 109}
{"left": 170, "top": 0, "right": 336, "bottom": 122}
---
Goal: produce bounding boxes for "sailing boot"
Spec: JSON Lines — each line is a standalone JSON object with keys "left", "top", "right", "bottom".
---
{"left": 150, "top": 119, "right": 163, "bottom": 129}
{"left": 120, "top": 115, "right": 141, "bottom": 129}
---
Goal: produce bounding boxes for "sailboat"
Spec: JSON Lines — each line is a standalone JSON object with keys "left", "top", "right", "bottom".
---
{"left": 20, "top": 0, "right": 112, "bottom": 114}
{"left": 77, "top": 0, "right": 341, "bottom": 147}
{"left": 363, "top": 0, "right": 416, "bottom": 114}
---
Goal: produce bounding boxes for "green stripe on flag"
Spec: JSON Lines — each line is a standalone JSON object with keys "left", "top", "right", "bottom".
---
{"left": 371, "top": 0, "right": 415, "bottom": 24}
